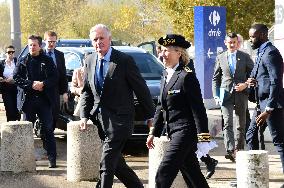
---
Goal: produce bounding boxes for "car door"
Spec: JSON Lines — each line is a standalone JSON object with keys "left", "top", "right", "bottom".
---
{"left": 137, "top": 41, "right": 157, "bottom": 57}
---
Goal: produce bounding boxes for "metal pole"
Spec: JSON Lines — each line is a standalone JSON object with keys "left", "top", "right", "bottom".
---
{"left": 10, "top": 0, "right": 21, "bottom": 56}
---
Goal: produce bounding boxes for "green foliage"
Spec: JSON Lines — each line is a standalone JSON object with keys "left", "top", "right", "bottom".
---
{"left": 0, "top": 2, "right": 11, "bottom": 52}
{"left": 20, "top": 0, "right": 87, "bottom": 44}
{"left": 158, "top": 0, "right": 274, "bottom": 41}
{"left": 17, "top": 0, "right": 275, "bottom": 46}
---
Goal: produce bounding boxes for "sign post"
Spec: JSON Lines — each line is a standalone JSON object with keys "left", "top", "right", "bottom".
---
{"left": 194, "top": 6, "right": 226, "bottom": 109}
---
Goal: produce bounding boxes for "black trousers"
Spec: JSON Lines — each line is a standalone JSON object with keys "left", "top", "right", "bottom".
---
{"left": 23, "top": 96, "right": 56, "bottom": 162}
{"left": 246, "top": 105, "right": 284, "bottom": 173}
{"left": 92, "top": 113, "right": 143, "bottom": 188}
{"left": 1, "top": 83, "right": 20, "bottom": 121}
{"left": 155, "top": 129, "right": 209, "bottom": 188}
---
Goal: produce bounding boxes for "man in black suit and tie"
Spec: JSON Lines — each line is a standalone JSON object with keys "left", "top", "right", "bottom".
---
{"left": 44, "top": 31, "right": 68, "bottom": 130}
{"left": 80, "top": 24, "right": 155, "bottom": 188}
{"left": 246, "top": 23, "right": 284, "bottom": 173}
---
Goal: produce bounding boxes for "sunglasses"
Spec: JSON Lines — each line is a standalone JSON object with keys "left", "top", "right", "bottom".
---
{"left": 7, "top": 51, "right": 15, "bottom": 54}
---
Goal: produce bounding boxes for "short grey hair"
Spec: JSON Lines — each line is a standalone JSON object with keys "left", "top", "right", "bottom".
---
{"left": 89, "top": 24, "right": 111, "bottom": 38}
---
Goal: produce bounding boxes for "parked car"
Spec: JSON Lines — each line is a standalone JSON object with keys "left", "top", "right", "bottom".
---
{"left": 18, "top": 45, "right": 163, "bottom": 142}
{"left": 18, "top": 39, "right": 126, "bottom": 59}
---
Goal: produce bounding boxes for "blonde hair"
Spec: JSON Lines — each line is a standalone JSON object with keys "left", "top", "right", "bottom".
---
{"left": 172, "top": 46, "right": 189, "bottom": 65}
{"left": 165, "top": 46, "right": 190, "bottom": 65}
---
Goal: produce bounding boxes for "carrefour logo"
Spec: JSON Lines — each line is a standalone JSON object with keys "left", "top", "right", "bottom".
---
{"left": 209, "top": 10, "right": 220, "bottom": 26}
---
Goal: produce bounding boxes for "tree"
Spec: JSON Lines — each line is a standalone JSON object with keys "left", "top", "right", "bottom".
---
{"left": 158, "top": 0, "right": 274, "bottom": 41}
{"left": 0, "top": 2, "right": 11, "bottom": 52}
{"left": 19, "top": 0, "right": 87, "bottom": 45}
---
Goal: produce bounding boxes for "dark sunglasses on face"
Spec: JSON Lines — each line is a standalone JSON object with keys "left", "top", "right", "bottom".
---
{"left": 7, "top": 51, "right": 15, "bottom": 54}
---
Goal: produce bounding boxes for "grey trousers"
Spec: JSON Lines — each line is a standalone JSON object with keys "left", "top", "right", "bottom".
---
{"left": 221, "top": 93, "right": 248, "bottom": 152}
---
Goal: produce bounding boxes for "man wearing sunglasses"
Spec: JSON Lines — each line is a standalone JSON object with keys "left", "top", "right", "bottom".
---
{"left": 44, "top": 31, "right": 68, "bottom": 131}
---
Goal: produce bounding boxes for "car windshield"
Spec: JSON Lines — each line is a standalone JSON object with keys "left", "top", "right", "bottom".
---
{"left": 64, "top": 51, "right": 83, "bottom": 70}
{"left": 128, "top": 52, "right": 163, "bottom": 80}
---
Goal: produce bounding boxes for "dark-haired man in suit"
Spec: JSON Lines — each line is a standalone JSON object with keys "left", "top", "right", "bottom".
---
{"left": 44, "top": 30, "right": 68, "bottom": 130}
{"left": 13, "top": 35, "right": 58, "bottom": 168}
{"left": 212, "top": 32, "right": 254, "bottom": 162}
{"left": 79, "top": 24, "right": 155, "bottom": 188}
{"left": 246, "top": 23, "right": 284, "bottom": 173}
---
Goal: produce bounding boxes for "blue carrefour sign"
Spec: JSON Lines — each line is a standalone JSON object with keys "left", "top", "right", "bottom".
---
{"left": 194, "top": 6, "right": 226, "bottom": 105}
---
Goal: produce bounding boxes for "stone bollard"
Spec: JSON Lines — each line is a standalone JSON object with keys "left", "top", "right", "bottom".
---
{"left": 67, "top": 121, "right": 102, "bottom": 182}
{"left": 1, "top": 121, "right": 35, "bottom": 173}
{"left": 236, "top": 150, "right": 269, "bottom": 188}
{"left": 148, "top": 136, "right": 186, "bottom": 188}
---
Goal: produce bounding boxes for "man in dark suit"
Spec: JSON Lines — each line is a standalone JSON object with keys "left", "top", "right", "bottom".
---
{"left": 212, "top": 32, "right": 254, "bottom": 162}
{"left": 146, "top": 34, "right": 210, "bottom": 188}
{"left": 79, "top": 24, "right": 155, "bottom": 188}
{"left": 246, "top": 23, "right": 284, "bottom": 173}
{"left": 13, "top": 35, "right": 58, "bottom": 168}
{"left": 44, "top": 31, "right": 68, "bottom": 130}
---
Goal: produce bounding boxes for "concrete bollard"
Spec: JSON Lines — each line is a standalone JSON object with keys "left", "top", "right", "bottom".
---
{"left": 67, "top": 121, "right": 102, "bottom": 182}
{"left": 148, "top": 136, "right": 187, "bottom": 188}
{"left": 236, "top": 150, "right": 269, "bottom": 188}
{"left": 1, "top": 121, "right": 35, "bottom": 173}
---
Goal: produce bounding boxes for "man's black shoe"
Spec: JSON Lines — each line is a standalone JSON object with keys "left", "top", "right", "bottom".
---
{"left": 48, "top": 161, "right": 57, "bottom": 168}
{"left": 225, "top": 152, "right": 236, "bottom": 162}
{"left": 206, "top": 158, "right": 218, "bottom": 179}
{"left": 95, "top": 179, "right": 101, "bottom": 188}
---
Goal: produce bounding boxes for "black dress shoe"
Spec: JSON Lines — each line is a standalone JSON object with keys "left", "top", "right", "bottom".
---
{"left": 225, "top": 152, "right": 235, "bottom": 162}
{"left": 206, "top": 158, "right": 218, "bottom": 179}
{"left": 95, "top": 179, "right": 101, "bottom": 188}
{"left": 48, "top": 161, "right": 57, "bottom": 168}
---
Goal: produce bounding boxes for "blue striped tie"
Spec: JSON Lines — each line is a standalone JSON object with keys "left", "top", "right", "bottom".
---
{"left": 229, "top": 53, "right": 235, "bottom": 74}
{"left": 96, "top": 58, "right": 104, "bottom": 94}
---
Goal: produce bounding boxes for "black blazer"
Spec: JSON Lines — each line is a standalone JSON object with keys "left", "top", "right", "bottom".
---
{"left": 0, "top": 58, "right": 17, "bottom": 92}
{"left": 53, "top": 49, "right": 68, "bottom": 95}
{"left": 0, "top": 58, "right": 17, "bottom": 77}
{"left": 80, "top": 48, "right": 155, "bottom": 139}
{"left": 152, "top": 64, "right": 209, "bottom": 137}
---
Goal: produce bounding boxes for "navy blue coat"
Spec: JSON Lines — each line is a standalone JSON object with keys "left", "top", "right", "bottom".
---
{"left": 250, "top": 42, "right": 284, "bottom": 109}
{"left": 152, "top": 64, "right": 209, "bottom": 138}
{"left": 13, "top": 51, "right": 58, "bottom": 107}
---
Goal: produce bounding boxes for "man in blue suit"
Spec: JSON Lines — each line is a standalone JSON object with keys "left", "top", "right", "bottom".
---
{"left": 246, "top": 23, "right": 284, "bottom": 173}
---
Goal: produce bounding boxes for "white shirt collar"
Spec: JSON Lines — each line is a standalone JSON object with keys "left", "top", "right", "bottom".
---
{"left": 165, "top": 63, "right": 179, "bottom": 83}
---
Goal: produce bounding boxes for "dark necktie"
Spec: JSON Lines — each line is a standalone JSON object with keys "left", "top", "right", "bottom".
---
{"left": 48, "top": 51, "right": 56, "bottom": 66}
{"left": 96, "top": 58, "right": 104, "bottom": 94}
